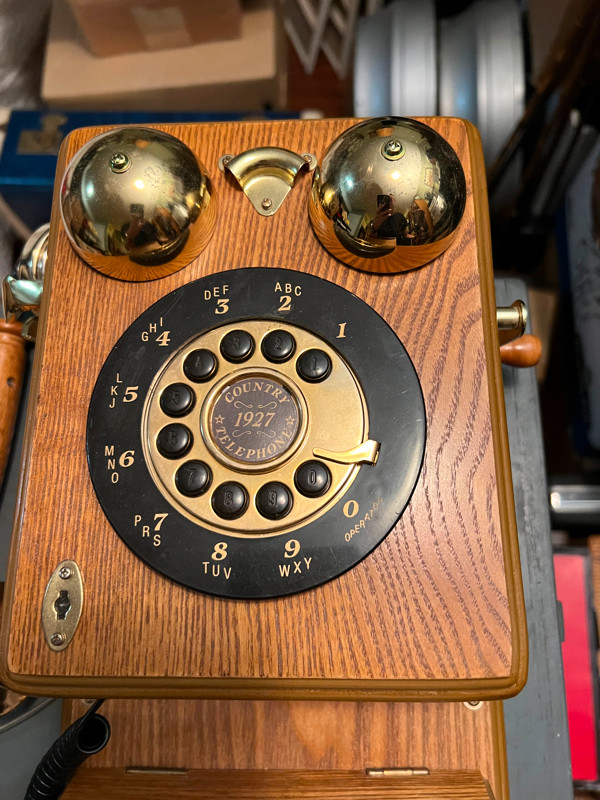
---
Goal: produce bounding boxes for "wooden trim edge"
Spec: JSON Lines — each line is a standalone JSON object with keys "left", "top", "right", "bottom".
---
{"left": 464, "top": 118, "right": 529, "bottom": 697}
{"left": 0, "top": 134, "right": 70, "bottom": 689}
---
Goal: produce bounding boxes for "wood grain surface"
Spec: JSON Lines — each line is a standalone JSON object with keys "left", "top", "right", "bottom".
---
{"left": 62, "top": 696, "right": 507, "bottom": 800}
{"left": 61, "top": 769, "right": 496, "bottom": 800}
{"left": 0, "top": 118, "right": 526, "bottom": 699}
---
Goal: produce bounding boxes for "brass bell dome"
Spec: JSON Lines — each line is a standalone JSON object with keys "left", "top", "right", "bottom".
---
{"left": 309, "top": 117, "right": 466, "bottom": 273}
{"left": 60, "top": 127, "right": 216, "bottom": 281}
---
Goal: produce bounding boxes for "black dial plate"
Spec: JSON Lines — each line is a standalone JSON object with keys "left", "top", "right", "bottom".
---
{"left": 87, "top": 268, "right": 426, "bottom": 599}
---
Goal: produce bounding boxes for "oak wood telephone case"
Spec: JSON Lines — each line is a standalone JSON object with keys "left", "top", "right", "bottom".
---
{"left": 0, "top": 117, "right": 527, "bottom": 701}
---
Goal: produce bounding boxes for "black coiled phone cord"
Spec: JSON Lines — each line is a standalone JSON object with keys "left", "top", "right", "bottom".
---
{"left": 24, "top": 699, "right": 110, "bottom": 800}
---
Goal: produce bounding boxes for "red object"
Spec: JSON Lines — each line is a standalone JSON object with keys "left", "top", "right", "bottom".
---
{"left": 554, "top": 552, "right": 598, "bottom": 782}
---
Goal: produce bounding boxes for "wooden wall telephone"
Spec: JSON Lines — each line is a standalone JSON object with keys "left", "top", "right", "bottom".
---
{"left": 0, "top": 118, "right": 527, "bottom": 715}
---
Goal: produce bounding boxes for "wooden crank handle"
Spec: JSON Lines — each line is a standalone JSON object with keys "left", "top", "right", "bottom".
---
{"left": 0, "top": 320, "right": 26, "bottom": 486}
{"left": 499, "top": 333, "right": 542, "bottom": 368}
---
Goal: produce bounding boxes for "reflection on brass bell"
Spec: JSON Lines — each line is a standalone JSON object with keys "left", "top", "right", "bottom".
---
{"left": 309, "top": 117, "right": 467, "bottom": 273}
{"left": 60, "top": 127, "right": 216, "bottom": 281}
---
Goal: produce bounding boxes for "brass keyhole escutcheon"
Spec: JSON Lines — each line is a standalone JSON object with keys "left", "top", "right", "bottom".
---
{"left": 42, "top": 560, "right": 83, "bottom": 651}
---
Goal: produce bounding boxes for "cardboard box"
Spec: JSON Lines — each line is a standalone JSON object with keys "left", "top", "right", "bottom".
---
{"left": 66, "top": 0, "right": 242, "bottom": 57}
{"left": 42, "top": 0, "right": 286, "bottom": 111}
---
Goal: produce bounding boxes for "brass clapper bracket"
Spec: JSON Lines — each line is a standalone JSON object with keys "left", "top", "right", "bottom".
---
{"left": 218, "top": 147, "right": 317, "bottom": 216}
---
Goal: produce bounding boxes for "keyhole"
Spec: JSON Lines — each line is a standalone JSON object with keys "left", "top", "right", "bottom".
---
{"left": 54, "top": 589, "right": 71, "bottom": 620}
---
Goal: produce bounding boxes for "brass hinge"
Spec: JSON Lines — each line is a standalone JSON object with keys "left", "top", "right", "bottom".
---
{"left": 126, "top": 767, "right": 188, "bottom": 776}
{"left": 366, "top": 767, "right": 430, "bottom": 777}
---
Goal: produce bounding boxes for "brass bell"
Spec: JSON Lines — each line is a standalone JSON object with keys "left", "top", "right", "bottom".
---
{"left": 309, "top": 117, "right": 467, "bottom": 273}
{"left": 60, "top": 127, "right": 216, "bottom": 281}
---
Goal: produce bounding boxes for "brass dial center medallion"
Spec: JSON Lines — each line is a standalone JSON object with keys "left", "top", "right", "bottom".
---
{"left": 142, "top": 318, "right": 370, "bottom": 536}
{"left": 207, "top": 374, "right": 301, "bottom": 465}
